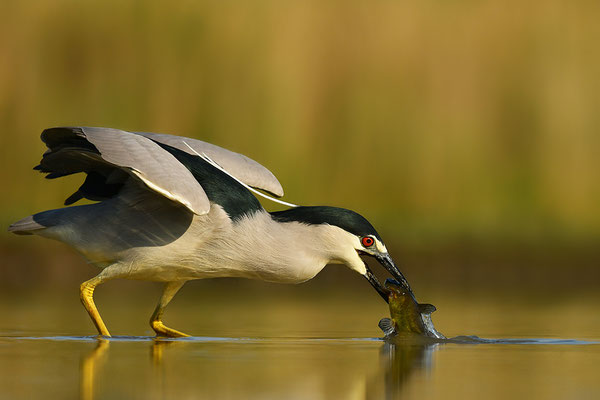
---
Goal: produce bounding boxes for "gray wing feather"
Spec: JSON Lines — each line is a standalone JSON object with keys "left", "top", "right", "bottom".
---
{"left": 45, "top": 127, "right": 210, "bottom": 215}
{"left": 135, "top": 131, "right": 284, "bottom": 197}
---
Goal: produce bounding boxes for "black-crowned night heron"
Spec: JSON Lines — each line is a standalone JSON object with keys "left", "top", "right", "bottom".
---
{"left": 9, "top": 127, "right": 412, "bottom": 337}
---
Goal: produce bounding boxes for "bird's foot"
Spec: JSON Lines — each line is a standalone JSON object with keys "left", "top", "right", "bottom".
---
{"left": 151, "top": 320, "right": 190, "bottom": 338}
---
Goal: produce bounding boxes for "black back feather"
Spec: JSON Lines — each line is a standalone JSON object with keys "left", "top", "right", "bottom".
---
{"left": 151, "top": 142, "right": 263, "bottom": 221}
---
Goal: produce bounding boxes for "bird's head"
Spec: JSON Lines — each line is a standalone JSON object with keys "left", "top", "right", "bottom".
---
{"left": 271, "top": 206, "right": 413, "bottom": 302}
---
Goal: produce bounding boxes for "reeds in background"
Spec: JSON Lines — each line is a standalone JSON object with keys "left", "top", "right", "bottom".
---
{"left": 1, "top": 0, "right": 599, "bottom": 243}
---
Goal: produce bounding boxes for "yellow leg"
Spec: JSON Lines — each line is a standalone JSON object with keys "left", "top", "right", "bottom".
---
{"left": 80, "top": 275, "right": 112, "bottom": 337}
{"left": 150, "top": 281, "right": 189, "bottom": 337}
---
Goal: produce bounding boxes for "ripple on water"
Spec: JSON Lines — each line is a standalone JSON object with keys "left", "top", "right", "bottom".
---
{"left": 2, "top": 334, "right": 598, "bottom": 345}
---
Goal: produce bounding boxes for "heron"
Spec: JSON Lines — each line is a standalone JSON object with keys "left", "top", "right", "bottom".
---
{"left": 8, "top": 127, "right": 412, "bottom": 337}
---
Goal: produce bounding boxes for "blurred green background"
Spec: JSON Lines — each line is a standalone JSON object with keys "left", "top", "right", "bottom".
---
{"left": 1, "top": 0, "right": 599, "bottom": 293}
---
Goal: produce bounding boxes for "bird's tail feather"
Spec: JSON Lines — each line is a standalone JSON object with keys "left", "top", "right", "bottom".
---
{"left": 8, "top": 213, "right": 54, "bottom": 235}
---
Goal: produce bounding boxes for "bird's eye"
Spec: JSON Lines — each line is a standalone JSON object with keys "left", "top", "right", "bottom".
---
{"left": 361, "top": 236, "right": 374, "bottom": 247}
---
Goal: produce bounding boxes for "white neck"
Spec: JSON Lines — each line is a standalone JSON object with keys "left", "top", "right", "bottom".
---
{"left": 200, "top": 210, "right": 364, "bottom": 283}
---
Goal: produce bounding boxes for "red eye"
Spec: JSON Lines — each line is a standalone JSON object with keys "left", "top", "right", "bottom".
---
{"left": 361, "top": 236, "right": 374, "bottom": 247}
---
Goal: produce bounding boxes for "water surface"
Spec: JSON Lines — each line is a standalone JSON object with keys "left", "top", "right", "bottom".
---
{"left": 1, "top": 283, "right": 599, "bottom": 399}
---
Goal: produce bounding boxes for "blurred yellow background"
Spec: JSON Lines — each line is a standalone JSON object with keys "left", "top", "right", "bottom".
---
{"left": 2, "top": 5, "right": 599, "bottom": 399}
{"left": 1, "top": 0, "right": 598, "bottom": 290}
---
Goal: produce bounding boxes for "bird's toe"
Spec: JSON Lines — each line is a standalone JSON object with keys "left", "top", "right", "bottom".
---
{"left": 151, "top": 320, "right": 190, "bottom": 338}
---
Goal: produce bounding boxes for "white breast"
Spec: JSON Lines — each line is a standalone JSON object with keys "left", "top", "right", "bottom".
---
{"left": 117, "top": 208, "right": 331, "bottom": 283}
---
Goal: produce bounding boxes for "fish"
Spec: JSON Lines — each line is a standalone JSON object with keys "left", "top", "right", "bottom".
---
{"left": 379, "top": 280, "right": 580, "bottom": 344}
{"left": 378, "top": 279, "right": 446, "bottom": 340}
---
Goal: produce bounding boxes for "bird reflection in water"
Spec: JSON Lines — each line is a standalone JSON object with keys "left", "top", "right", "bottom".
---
{"left": 79, "top": 337, "right": 437, "bottom": 400}
{"left": 80, "top": 339, "right": 162, "bottom": 400}
{"left": 380, "top": 341, "right": 438, "bottom": 399}
{"left": 80, "top": 339, "right": 109, "bottom": 400}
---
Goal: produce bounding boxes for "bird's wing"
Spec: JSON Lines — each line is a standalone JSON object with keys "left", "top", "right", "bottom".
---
{"left": 38, "top": 127, "right": 210, "bottom": 215}
{"left": 134, "top": 131, "right": 284, "bottom": 197}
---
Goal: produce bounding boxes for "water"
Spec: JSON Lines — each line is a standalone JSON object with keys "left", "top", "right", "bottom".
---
{"left": 1, "top": 335, "right": 598, "bottom": 400}
{"left": 1, "top": 281, "right": 599, "bottom": 400}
